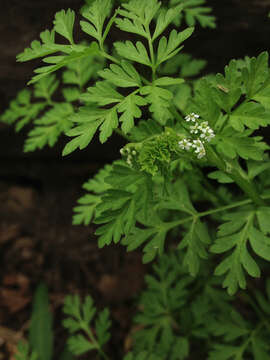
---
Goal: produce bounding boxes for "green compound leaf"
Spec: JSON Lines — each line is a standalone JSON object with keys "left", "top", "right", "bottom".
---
{"left": 251, "top": 337, "right": 270, "bottom": 360}
{"left": 80, "top": 0, "right": 112, "bottom": 42}
{"left": 242, "top": 51, "right": 269, "bottom": 98}
{"left": 247, "top": 160, "right": 270, "bottom": 181}
{"left": 207, "top": 302, "right": 270, "bottom": 360}
{"left": 95, "top": 308, "right": 111, "bottom": 347}
{"left": 140, "top": 85, "right": 173, "bottom": 125}
{"left": 252, "top": 82, "right": 270, "bottom": 110}
{"left": 187, "top": 77, "right": 220, "bottom": 127}
{"left": 15, "top": 342, "right": 38, "bottom": 360}
{"left": 94, "top": 162, "right": 152, "bottom": 248}
{"left": 53, "top": 9, "right": 75, "bottom": 44}
{"left": 17, "top": 22, "right": 99, "bottom": 84}
{"left": 62, "top": 54, "right": 104, "bottom": 88}
{"left": 256, "top": 207, "right": 270, "bottom": 234}
{"left": 0, "top": 89, "right": 46, "bottom": 131}
{"left": 73, "top": 164, "right": 112, "bottom": 226}
{"left": 132, "top": 253, "right": 191, "bottom": 357}
{"left": 130, "top": 119, "right": 163, "bottom": 142}
{"left": 29, "top": 283, "right": 53, "bottom": 360}
{"left": 62, "top": 87, "right": 81, "bottom": 102}
{"left": 28, "top": 43, "right": 99, "bottom": 85}
{"left": 178, "top": 218, "right": 211, "bottom": 276}
{"left": 95, "top": 189, "right": 137, "bottom": 247}
{"left": 34, "top": 74, "right": 59, "bottom": 100}
{"left": 114, "top": 40, "right": 152, "bottom": 66}
{"left": 156, "top": 28, "right": 194, "bottom": 67}
{"left": 17, "top": 29, "right": 58, "bottom": 61}
{"left": 153, "top": 4, "right": 183, "bottom": 40}
{"left": 98, "top": 61, "right": 142, "bottom": 88}
{"left": 123, "top": 225, "right": 167, "bottom": 263}
{"left": 154, "top": 77, "right": 184, "bottom": 86}
{"left": 210, "top": 208, "right": 270, "bottom": 295}
{"left": 123, "top": 180, "right": 202, "bottom": 264}
{"left": 216, "top": 128, "right": 269, "bottom": 161}
{"left": 24, "top": 103, "right": 73, "bottom": 152}
{"left": 63, "top": 294, "right": 111, "bottom": 356}
{"left": 118, "top": 93, "right": 148, "bottom": 133}
{"left": 62, "top": 107, "right": 117, "bottom": 156}
{"left": 208, "top": 344, "right": 245, "bottom": 360}
{"left": 67, "top": 335, "right": 97, "bottom": 356}
{"left": 208, "top": 170, "right": 234, "bottom": 184}
{"left": 81, "top": 82, "right": 123, "bottom": 106}
{"left": 230, "top": 101, "right": 270, "bottom": 132}
{"left": 115, "top": 13, "right": 148, "bottom": 38}
{"left": 115, "top": 0, "right": 161, "bottom": 38}
{"left": 249, "top": 226, "right": 270, "bottom": 261}
{"left": 183, "top": 0, "right": 216, "bottom": 28}
{"left": 17, "top": 6, "right": 100, "bottom": 84}
{"left": 123, "top": 352, "right": 162, "bottom": 360}
{"left": 117, "top": 0, "right": 161, "bottom": 33}
{"left": 162, "top": 0, "right": 216, "bottom": 29}
{"left": 211, "top": 59, "right": 242, "bottom": 113}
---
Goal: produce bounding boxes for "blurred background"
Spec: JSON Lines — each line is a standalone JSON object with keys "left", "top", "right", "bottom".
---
{"left": 0, "top": 0, "right": 270, "bottom": 359}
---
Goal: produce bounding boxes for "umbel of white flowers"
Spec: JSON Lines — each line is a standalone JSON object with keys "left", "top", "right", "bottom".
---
{"left": 179, "top": 113, "right": 215, "bottom": 159}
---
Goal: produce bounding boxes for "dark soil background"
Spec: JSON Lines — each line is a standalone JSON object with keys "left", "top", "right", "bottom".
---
{"left": 0, "top": 0, "right": 270, "bottom": 359}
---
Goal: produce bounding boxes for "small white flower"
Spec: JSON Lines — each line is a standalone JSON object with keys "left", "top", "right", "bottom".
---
{"left": 206, "top": 133, "right": 215, "bottom": 142}
{"left": 190, "top": 123, "right": 199, "bottom": 134}
{"left": 185, "top": 112, "right": 200, "bottom": 122}
{"left": 179, "top": 138, "right": 192, "bottom": 150}
{"left": 197, "top": 147, "right": 206, "bottom": 158}
{"left": 126, "top": 156, "right": 132, "bottom": 165}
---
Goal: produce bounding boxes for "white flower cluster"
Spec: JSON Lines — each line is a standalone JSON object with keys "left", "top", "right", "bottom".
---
{"left": 179, "top": 138, "right": 205, "bottom": 159}
{"left": 179, "top": 113, "right": 215, "bottom": 159}
{"left": 184, "top": 112, "right": 200, "bottom": 122}
{"left": 120, "top": 147, "right": 137, "bottom": 166}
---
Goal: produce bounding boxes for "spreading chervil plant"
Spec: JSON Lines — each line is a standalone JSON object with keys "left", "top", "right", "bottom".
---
{"left": 3, "top": 0, "right": 270, "bottom": 359}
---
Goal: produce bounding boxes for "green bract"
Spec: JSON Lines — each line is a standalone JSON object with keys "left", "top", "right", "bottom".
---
{"left": 4, "top": 0, "right": 270, "bottom": 359}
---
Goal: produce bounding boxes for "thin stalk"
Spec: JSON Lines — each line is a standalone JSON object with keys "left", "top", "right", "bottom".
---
{"left": 243, "top": 293, "right": 270, "bottom": 333}
{"left": 101, "top": 9, "right": 120, "bottom": 49}
{"left": 236, "top": 322, "right": 264, "bottom": 358}
{"left": 164, "top": 194, "right": 270, "bottom": 232}
{"left": 82, "top": 322, "right": 110, "bottom": 360}
{"left": 145, "top": 24, "right": 156, "bottom": 80}
{"left": 99, "top": 51, "right": 121, "bottom": 65}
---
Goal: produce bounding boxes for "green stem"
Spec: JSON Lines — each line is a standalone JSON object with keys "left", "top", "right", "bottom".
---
{"left": 206, "top": 145, "right": 265, "bottom": 206}
{"left": 82, "top": 323, "right": 110, "bottom": 360}
{"left": 145, "top": 25, "right": 156, "bottom": 81}
{"left": 164, "top": 194, "right": 270, "bottom": 232}
{"left": 99, "top": 51, "right": 121, "bottom": 65}
{"left": 237, "top": 322, "right": 264, "bottom": 358}
{"left": 101, "top": 9, "right": 119, "bottom": 49}
{"left": 243, "top": 293, "right": 270, "bottom": 333}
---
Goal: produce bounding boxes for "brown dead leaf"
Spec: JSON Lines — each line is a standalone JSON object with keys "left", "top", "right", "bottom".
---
{"left": 0, "top": 224, "right": 20, "bottom": 245}
{"left": 0, "top": 288, "right": 30, "bottom": 314}
{"left": 0, "top": 326, "right": 23, "bottom": 345}
{"left": 7, "top": 186, "right": 36, "bottom": 212}
{"left": 3, "top": 273, "right": 29, "bottom": 293}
